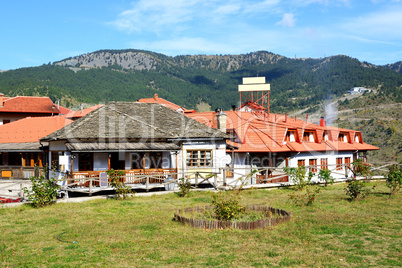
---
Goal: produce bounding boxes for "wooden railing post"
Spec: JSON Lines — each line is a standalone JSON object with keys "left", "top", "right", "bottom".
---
{"left": 146, "top": 176, "right": 149, "bottom": 192}
{"left": 222, "top": 168, "right": 226, "bottom": 186}
{"left": 89, "top": 178, "right": 92, "bottom": 196}
{"left": 195, "top": 173, "right": 198, "bottom": 188}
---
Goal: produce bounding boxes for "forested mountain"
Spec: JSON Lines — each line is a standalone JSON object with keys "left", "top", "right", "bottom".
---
{"left": 385, "top": 61, "right": 402, "bottom": 74}
{"left": 0, "top": 49, "right": 401, "bottom": 113}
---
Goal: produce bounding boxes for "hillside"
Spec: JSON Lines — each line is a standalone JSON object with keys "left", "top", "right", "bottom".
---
{"left": 0, "top": 49, "right": 401, "bottom": 113}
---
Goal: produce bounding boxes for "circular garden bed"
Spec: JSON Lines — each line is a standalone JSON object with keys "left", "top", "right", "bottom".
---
{"left": 174, "top": 205, "right": 291, "bottom": 230}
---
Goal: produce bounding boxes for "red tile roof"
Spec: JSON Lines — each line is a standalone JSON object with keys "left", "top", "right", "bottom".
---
{"left": 186, "top": 109, "right": 379, "bottom": 153}
{"left": 138, "top": 94, "right": 196, "bottom": 114}
{"left": 58, "top": 106, "right": 73, "bottom": 115}
{"left": 65, "top": 104, "right": 103, "bottom": 119}
{"left": 0, "top": 96, "right": 61, "bottom": 114}
{"left": 0, "top": 116, "right": 73, "bottom": 143}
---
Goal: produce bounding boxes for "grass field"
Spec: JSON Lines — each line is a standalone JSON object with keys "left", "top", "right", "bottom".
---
{"left": 0, "top": 181, "right": 401, "bottom": 267}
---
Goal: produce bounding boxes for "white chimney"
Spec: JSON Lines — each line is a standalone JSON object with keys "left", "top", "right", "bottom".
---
{"left": 217, "top": 110, "right": 227, "bottom": 132}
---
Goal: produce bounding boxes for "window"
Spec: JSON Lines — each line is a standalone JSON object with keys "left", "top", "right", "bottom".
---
{"left": 0, "top": 153, "right": 3, "bottom": 165}
{"left": 149, "top": 152, "right": 162, "bottom": 169}
{"left": 8, "top": 153, "right": 22, "bottom": 166}
{"left": 297, "top": 159, "right": 305, "bottom": 167}
{"left": 321, "top": 158, "right": 328, "bottom": 170}
{"left": 345, "top": 157, "right": 351, "bottom": 168}
{"left": 186, "top": 150, "right": 212, "bottom": 167}
{"left": 309, "top": 159, "right": 318, "bottom": 172}
{"left": 338, "top": 132, "right": 349, "bottom": 143}
{"left": 303, "top": 131, "right": 315, "bottom": 142}
{"left": 323, "top": 131, "right": 330, "bottom": 142}
{"left": 79, "top": 153, "right": 93, "bottom": 171}
{"left": 285, "top": 130, "right": 297, "bottom": 142}
{"left": 354, "top": 134, "right": 361, "bottom": 143}
{"left": 336, "top": 157, "right": 343, "bottom": 170}
{"left": 131, "top": 153, "right": 144, "bottom": 169}
{"left": 51, "top": 151, "right": 61, "bottom": 170}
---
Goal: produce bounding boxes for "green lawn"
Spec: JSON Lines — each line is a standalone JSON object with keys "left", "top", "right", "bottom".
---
{"left": 0, "top": 182, "right": 401, "bottom": 267}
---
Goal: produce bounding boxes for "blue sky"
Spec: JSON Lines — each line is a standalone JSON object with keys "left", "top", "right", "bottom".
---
{"left": 1, "top": 0, "right": 401, "bottom": 70}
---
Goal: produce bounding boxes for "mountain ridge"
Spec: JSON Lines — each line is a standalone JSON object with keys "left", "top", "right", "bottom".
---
{"left": 0, "top": 50, "right": 401, "bottom": 113}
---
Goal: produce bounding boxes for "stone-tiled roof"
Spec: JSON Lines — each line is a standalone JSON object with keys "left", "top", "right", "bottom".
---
{"left": 42, "top": 102, "right": 228, "bottom": 141}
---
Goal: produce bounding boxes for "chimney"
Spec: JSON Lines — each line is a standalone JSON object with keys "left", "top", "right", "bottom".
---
{"left": 154, "top": 93, "right": 158, "bottom": 101}
{"left": 285, "top": 113, "right": 287, "bottom": 123}
{"left": 80, "top": 103, "right": 83, "bottom": 113}
{"left": 306, "top": 114, "right": 308, "bottom": 122}
{"left": 320, "top": 117, "right": 326, "bottom": 127}
{"left": 217, "top": 110, "right": 227, "bottom": 132}
{"left": 0, "top": 93, "right": 4, "bottom": 106}
{"left": 231, "top": 105, "right": 236, "bottom": 111}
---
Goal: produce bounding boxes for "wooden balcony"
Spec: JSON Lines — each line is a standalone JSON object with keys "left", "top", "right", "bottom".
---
{"left": 70, "top": 168, "right": 177, "bottom": 187}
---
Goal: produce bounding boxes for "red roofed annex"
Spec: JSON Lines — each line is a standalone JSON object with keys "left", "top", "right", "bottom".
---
{"left": 184, "top": 77, "right": 379, "bottom": 182}
{"left": 0, "top": 93, "right": 61, "bottom": 125}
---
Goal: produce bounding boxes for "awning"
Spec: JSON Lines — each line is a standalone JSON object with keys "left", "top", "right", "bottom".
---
{"left": 65, "top": 142, "right": 181, "bottom": 152}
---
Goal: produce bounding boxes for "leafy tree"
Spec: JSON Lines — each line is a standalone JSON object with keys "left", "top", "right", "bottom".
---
{"left": 386, "top": 164, "right": 402, "bottom": 196}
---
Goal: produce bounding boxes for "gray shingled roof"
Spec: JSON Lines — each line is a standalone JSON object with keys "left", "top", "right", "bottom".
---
{"left": 0, "top": 142, "right": 45, "bottom": 152}
{"left": 65, "top": 141, "right": 180, "bottom": 152}
{"left": 41, "top": 102, "right": 228, "bottom": 141}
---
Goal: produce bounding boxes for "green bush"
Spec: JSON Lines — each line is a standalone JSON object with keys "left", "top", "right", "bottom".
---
{"left": 176, "top": 177, "right": 191, "bottom": 198}
{"left": 211, "top": 193, "right": 245, "bottom": 221}
{"left": 344, "top": 180, "right": 371, "bottom": 200}
{"left": 284, "top": 166, "right": 312, "bottom": 191}
{"left": 106, "top": 169, "right": 132, "bottom": 199}
{"left": 288, "top": 186, "right": 321, "bottom": 206}
{"left": 23, "top": 168, "right": 60, "bottom": 208}
{"left": 352, "top": 159, "right": 372, "bottom": 180}
{"left": 318, "top": 168, "right": 334, "bottom": 186}
{"left": 386, "top": 164, "right": 402, "bottom": 196}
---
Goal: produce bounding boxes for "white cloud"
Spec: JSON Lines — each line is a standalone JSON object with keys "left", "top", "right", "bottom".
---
{"left": 276, "top": 13, "right": 296, "bottom": 27}
{"left": 340, "top": 7, "right": 402, "bottom": 39}
{"left": 111, "top": 0, "right": 202, "bottom": 33}
{"left": 110, "top": 0, "right": 282, "bottom": 34}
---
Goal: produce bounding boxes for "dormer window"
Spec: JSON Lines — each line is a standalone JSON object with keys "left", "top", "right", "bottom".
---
{"left": 354, "top": 133, "right": 361, "bottom": 143}
{"left": 284, "top": 130, "right": 297, "bottom": 142}
{"left": 303, "top": 131, "right": 316, "bottom": 142}
{"left": 338, "top": 132, "right": 349, "bottom": 143}
{"left": 323, "top": 130, "right": 330, "bottom": 142}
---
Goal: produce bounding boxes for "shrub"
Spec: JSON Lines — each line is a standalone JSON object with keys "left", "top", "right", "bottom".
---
{"left": 344, "top": 180, "right": 371, "bottom": 200}
{"left": 211, "top": 193, "right": 245, "bottom": 221}
{"left": 352, "top": 159, "right": 372, "bottom": 181}
{"left": 288, "top": 186, "right": 321, "bottom": 206}
{"left": 318, "top": 168, "right": 334, "bottom": 186}
{"left": 176, "top": 177, "right": 191, "bottom": 198}
{"left": 284, "top": 166, "right": 312, "bottom": 191}
{"left": 23, "top": 167, "right": 60, "bottom": 208}
{"left": 106, "top": 169, "right": 132, "bottom": 199}
{"left": 386, "top": 164, "right": 402, "bottom": 196}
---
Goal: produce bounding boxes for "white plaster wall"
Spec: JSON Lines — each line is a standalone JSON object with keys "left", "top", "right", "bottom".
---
{"left": 179, "top": 140, "right": 228, "bottom": 180}
{"left": 48, "top": 141, "right": 68, "bottom": 151}
{"left": 290, "top": 151, "right": 354, "bottom": 181}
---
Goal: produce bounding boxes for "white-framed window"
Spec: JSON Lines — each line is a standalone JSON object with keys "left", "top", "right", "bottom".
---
{"left": 186, "top": 150, "right": 212, "bottom": 167}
